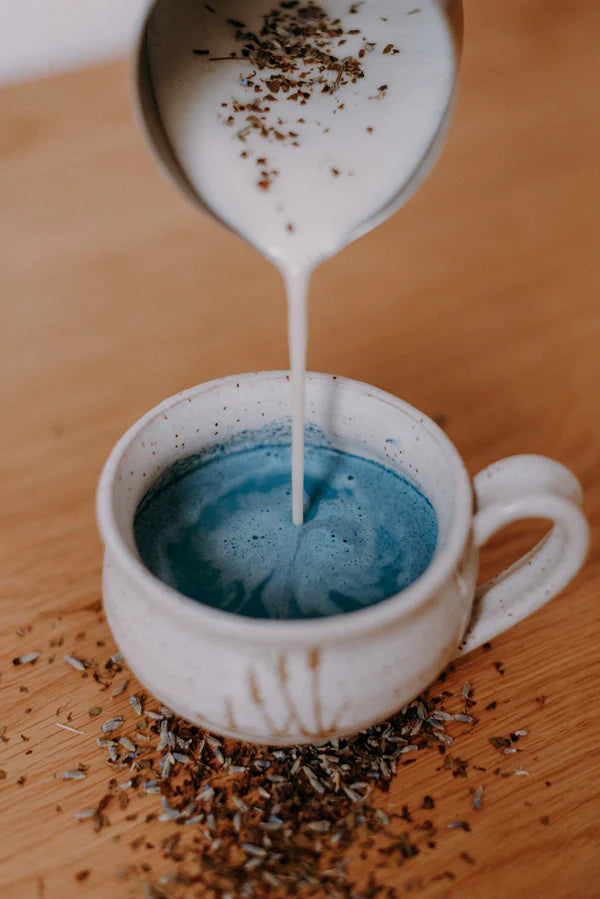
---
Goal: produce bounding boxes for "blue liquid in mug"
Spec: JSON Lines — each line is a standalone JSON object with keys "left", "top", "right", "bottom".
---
{"left": 134, "top": 443, "right": 437, "bottom": 619}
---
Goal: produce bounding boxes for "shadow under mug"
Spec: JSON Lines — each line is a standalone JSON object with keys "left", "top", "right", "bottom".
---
{"left": 97, "top": 372, "right": 589, "bottom": 744}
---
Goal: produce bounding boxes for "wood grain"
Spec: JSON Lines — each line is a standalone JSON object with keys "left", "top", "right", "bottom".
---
{"left": 1, "top": 1, "right": 600, "bottom": 896}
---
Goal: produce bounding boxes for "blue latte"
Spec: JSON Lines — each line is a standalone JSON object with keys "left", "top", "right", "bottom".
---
{"left": 134, "top": 443, "right": 437, "bottom": 619}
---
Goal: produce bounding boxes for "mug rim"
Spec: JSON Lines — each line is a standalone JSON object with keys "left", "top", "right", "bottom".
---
{"left": 96, "top": 371, "right": 473, "bottom": 643}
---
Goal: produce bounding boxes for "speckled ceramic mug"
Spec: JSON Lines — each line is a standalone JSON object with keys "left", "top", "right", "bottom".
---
{"left": 96, "top": 372, "right": 589, "bottom": 744}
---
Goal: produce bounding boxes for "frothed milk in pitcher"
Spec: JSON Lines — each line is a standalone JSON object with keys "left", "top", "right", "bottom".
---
{"left": 140, "top": 0, "right": 459, "bottom": 523}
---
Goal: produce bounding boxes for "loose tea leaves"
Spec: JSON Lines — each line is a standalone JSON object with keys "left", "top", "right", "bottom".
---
{"left": 68, "top": 659, "right": 486, "bottom": 897}
{"left": 55, "top": 639, "right": 540, "bottom": 895}
{"left": 193, "top": 1, "right": 398, "bottom": 196}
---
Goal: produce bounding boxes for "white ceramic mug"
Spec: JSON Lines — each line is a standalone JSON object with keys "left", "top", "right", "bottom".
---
{"left": 97, "top": 372, "right": 589, "bottom": 744}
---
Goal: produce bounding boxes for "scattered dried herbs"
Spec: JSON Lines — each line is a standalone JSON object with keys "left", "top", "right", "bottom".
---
{"left": 51, "top": 627, "right": 540, "bottom": 896}
{"left": 64, "top": 654, "right": 86, "bottom": 672}
{"left": 64, "top": 647, "right": 488, "bottom": 896}
{"left": 194, "top": 1, "right": 395, "bottom": 202}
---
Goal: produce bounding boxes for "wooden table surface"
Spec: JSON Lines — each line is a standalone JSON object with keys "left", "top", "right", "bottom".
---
{"left": 2, "top": 1, "right": 599, "bottom": 897}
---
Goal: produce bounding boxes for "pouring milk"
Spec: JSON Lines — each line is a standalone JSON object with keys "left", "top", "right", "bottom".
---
{"left": 145, "top": 0, "right": 457, "bottom": 523}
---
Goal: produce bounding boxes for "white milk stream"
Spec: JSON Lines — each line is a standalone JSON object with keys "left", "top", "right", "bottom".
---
{"left": 146, "top": 0, "right": 456, "bottom": 524}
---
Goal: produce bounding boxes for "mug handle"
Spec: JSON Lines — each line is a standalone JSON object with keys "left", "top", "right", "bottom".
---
{"left": 457, "top": 455, "right": 589, "bottom": 655}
